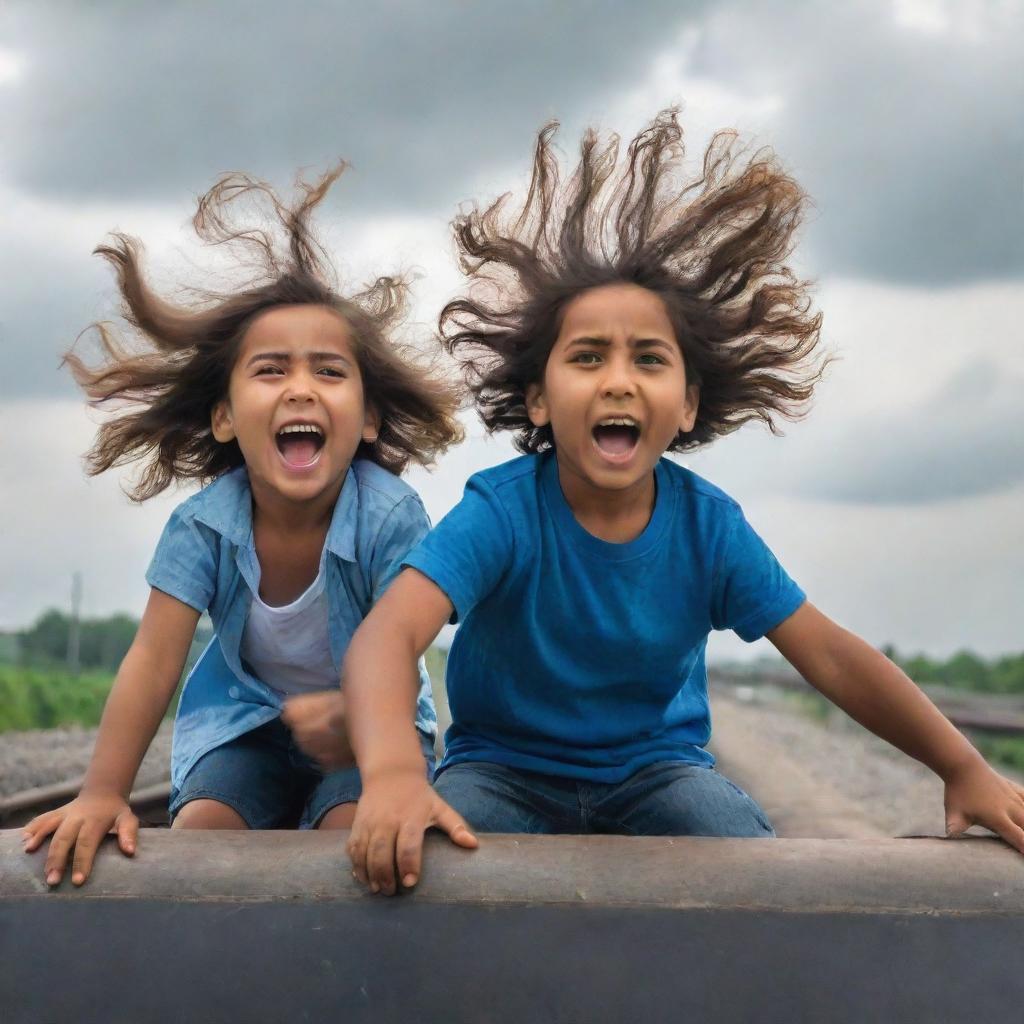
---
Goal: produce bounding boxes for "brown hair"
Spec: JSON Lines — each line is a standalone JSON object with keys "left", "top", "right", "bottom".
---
{"left": 440, "top": 108, "right": 826, "bottom": 452}
{"left": 65, "top": 166, "right": 462, "bottom": 500}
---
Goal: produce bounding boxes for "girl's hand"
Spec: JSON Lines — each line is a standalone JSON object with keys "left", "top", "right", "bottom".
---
{"left": 281, "top": 691, "right": 355, "bottom": 770}
{"left": 943, "top": 759, "right": 1024, "bottom": 854}
{"left": 21, "top": 791, "right": 139, "bottom": 886}
{"left": 347, "top": 768, "right": 477, "bottom": 896}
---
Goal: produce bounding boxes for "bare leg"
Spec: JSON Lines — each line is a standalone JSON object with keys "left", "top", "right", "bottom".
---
{"left": 317, "top": 801, "right": 357, "bottom": 830}
{"left": 172, "top": 799, "right": 249, "bottom": 830}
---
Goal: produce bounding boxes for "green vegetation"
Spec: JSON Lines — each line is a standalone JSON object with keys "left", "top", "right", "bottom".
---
{"left": 882, "top": 646, "right": 1024, "bottom": 695}
{"left": 0, "top": 664, "right": 116, "bottom": 732}
{"left": 0, "top": 609, "right": 451, "bottom": 735}
{"left": 781, "top": 689, "right": 833, "bottom": 724}
{"left": 424, "top": 645, "right": 447, "bottom": 684}
{"left": 15, "top": 609, "right": 143, "bottom": 674}
{"left": 0, "top": 610, "right": 213, "bottom": 734}
{"left": 973, "top": 736, "right": 1024, "bottom": 774}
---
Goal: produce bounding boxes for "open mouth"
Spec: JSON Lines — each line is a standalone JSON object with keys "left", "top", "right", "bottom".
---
{"left": 275, "top": 423, "right": 325, "bottom": 468}
{"left": 591, "top": 417, "right": 640, "bottom": 459}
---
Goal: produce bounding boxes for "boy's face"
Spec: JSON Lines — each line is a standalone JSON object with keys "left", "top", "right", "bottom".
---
{"left": 211, "top": 304, "right": 379, "bottom": 508}
{"left": 526, "top": 283, "right": 698, "bottom": 498}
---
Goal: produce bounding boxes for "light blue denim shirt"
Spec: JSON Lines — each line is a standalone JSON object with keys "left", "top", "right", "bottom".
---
{"left": 146, "top": 460, "right": 436, "bottom": 789}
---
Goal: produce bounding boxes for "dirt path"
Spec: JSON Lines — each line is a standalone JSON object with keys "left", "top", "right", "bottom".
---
{"left": 708, "top": 684, "right": 960, "bottom": 839}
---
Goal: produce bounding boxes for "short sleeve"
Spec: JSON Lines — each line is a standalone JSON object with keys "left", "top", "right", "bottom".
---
{"left": 711, "top": 508, "right": 805, "bottom": 642}
{"left": 401, "top": 474, "right": 515, "bottom": 623}
{"left": 145, "top": 508, "right": 219, "bottom": 613}
{"left": 368, "top": 495, "right": 432, "bottom": 603}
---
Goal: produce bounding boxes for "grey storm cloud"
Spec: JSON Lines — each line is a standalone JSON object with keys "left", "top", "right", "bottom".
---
{"left": 0, "top": 0, "right": 702, "bottom": 211}
{"left": 786, "top": 361, "right": 1024, "bottom": 505}
{"left": 694, "top": 1, "right": 1024, "bottom": 286}
{"left": 3, "top": 0, "right": 1023, "bottom": 401}
{"left": 2, "top": 1, "right": 1021, "bottom": 278}
{"left": 686, "top": 358, "right": 1024, "bottom": 507}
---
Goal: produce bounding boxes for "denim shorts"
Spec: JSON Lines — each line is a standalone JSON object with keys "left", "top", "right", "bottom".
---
{"left": 434, "top": 759, "right": 774, "bottom": 837}
{"left": 170, "top": 717, "right": 436, "bottom": 830}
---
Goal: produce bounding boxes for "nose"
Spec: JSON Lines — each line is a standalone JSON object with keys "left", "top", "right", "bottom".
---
{"left": 283, "top": 367, "right": 317, "bottom": 403}
{"left": 600, "top": 356, "right": 635, "bottom": 399}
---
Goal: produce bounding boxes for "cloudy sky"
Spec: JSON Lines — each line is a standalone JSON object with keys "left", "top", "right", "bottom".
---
{"left": 1, "top": 0, "right": 1021, "bottom": 662}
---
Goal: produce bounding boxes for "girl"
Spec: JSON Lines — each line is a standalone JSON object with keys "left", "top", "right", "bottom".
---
{"left": 315, "top": 110, "right": 1024, "bottom": 895}
{"left": 21, "top": 166, "right": 461, "bottom": 886}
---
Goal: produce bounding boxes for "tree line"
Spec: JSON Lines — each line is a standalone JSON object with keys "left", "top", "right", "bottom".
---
{"left": 3, "top": 610, "right": 1022, "bottom": 695}
{"left": 881, "top": 646, "right": 1024, "bottom": 695}
{"left": 4, "top": 609, "right": 213, "bottom": 675}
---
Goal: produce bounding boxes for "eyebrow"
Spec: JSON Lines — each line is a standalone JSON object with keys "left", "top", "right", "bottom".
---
{"left": 245, "top": 350, "right": 353, "bottom": 368}
{"left": 565, "top": 336, "right": 678, "bottom": 354}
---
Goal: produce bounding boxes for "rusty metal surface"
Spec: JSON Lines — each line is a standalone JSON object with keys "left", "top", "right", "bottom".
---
{"left": 3, "top": 830, "right": 1024, "bottom": 914}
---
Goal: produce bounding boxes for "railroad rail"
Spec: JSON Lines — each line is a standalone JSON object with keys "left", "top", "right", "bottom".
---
{"left": 3, "top": 674, "right": 1022, "bottom": 832}
{"left": 2, "top": 830, "right": 1023, "bottom": 1023}
{"left": 709, "top": 670, "right": 1024, "bottom": 736}
{"left": 0, "top": 778, "right": 171, "bottom": 829}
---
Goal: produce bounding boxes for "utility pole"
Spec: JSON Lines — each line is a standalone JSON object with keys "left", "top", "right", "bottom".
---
{"left": 68, "top": 571, "right": 82, "bottom": 678}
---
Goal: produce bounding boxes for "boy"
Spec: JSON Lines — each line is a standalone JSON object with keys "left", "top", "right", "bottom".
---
{"left": 290, "top": 111, "right": 1024, "bottom": 895}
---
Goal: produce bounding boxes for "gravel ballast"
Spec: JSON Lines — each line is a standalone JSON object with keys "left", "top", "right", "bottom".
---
{"left": 2, "top": 685, "right": 1020, "bottom": 843}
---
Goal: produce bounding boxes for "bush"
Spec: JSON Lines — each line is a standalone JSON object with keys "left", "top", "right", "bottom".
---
{"left": 0, "top": 665, "right": 115, "bottom": 733}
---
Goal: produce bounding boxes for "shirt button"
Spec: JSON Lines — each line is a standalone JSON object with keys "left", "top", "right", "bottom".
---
{"left": 228, "top": 686, "right": 240, "bottom": 699}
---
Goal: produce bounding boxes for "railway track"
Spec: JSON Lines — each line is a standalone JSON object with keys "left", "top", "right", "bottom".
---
{"left": 3, "top": 678, "right": 1021, "bottom": 832}
{"left": 709, "top": 669, "right": 1024, "bottom": 735}
{"left": 0, "top": 777, "right": 171, "bottom": 829}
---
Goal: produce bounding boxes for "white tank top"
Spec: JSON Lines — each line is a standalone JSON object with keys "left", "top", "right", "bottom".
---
{"left": 240, "top": 562, "right": 338, "bottom": 696}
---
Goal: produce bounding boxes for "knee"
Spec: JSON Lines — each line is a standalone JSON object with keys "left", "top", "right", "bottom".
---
{"left": 172, "top": 798, "right": 249, "bottom": 830}
{"left": 317, "top": 801, "right": 357, "bottom": 830}
{"left": 695, "top": 777, "right": 775, "bottom": 837}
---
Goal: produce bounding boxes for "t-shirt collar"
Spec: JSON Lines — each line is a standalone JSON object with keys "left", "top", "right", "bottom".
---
{"left": 539, "top": 450, "right": 671, "bottom": 561}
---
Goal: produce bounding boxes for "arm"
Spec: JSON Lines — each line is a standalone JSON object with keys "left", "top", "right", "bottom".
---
{"left": 768, "top": 602, "right": 1024, "bottom": 852}
{"left": 22, "top": 588, "right": 199, "bottom": 884}
{"left": 283, "top": 495, "right": 432, "bottom": 769}
{"left": 344, "top": 567, "right": 477, "bottom": 896}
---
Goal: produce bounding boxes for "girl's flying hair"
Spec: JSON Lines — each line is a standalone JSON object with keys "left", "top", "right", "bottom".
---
{"left": 66, "top": 166, "right": 462, "bottom": 500}
{"left": 440, "top": 108, "right": 825, "bottom": 452}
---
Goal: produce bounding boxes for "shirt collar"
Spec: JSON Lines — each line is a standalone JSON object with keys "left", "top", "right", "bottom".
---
{"left": 189, "top": 465, "right": 358, "bottom": 563}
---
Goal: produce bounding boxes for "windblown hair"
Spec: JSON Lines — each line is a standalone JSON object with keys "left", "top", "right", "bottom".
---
{"left": 441, "top": 108, "right": 826, "bottom": 452}
{"left": 65, "top": 166, "right": 462, "bottom": 500}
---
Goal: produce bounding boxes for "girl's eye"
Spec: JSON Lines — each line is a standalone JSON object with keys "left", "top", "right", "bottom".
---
{"left": 571, "top": 352, "right": 602, "bottom": 365}
{"left": 254, "top": 364, "right": 284, "bottom": 376}
{"left": 636, "top": 353, "right": 665, "bottom": 366}
{"left": 317, "top": 366, "right": 346, "bottom": 378}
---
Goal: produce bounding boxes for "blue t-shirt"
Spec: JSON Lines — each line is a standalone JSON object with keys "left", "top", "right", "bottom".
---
{"left": 404, "top": 452, "right": 804, "bottom": 783}
{"left": 146, "top": 460, "right": 436, "bottom": 789}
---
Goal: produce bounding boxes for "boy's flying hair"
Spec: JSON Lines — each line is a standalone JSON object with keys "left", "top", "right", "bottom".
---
{"left": 441, "top": 108, "right": 826, "bottom": 452}
{"left": 66, "top": 166, "right": 462, "bottom": 501}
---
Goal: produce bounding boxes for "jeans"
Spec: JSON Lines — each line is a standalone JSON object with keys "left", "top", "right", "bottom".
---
{"left": 434, "top": 760, "right": 774, "bottom": 837}
{"left": 170, "top": 717, "right": 436, "bottom": 830}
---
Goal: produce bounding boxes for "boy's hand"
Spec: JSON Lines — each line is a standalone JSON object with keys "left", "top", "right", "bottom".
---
{"left": 943, "top": 759, "right": 1024, "bottom": 853}
{"left": 281, "top": 691, "right": 354, "bottom": 770}
{"left": 21, "top": 791, "right": 138, "bottom": 887}
{"left": 347, "top": 769, "right": 477, "bottom": 895}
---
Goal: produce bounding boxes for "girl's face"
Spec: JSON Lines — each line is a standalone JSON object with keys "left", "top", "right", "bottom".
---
{"left": 526, "top": 283, "right": 698, "bottom": 501}
{"left": 211, "top": 304, "right": 378, "bottom": 508}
